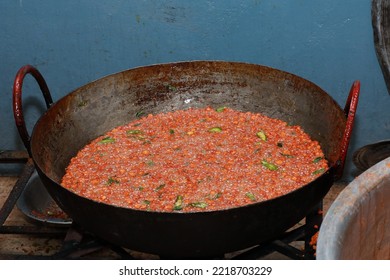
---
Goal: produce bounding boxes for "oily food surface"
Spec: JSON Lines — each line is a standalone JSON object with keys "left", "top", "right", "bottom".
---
{"left": 61, "top": 107, "right": 328, "bottom": 212}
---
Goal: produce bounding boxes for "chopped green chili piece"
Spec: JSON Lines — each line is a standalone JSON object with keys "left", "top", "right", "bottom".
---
{"left": 169, "top": 129, "right": 175, "bottom": 134}
{"left": 216, "top": 106, "right": 227, "bottom": 112}
{"left": 208, "top": 192, "right": 222, "bottom": 200}
{"left": 280, "top": 152, "right": 294, "bottom": 158}
{"left": 313, "top": 168, "right": 326, "bottom": 175}
{"left": 155, "top": 184, "right": 166, "bottom": 191}
{"left": 99, "top": 136, "right": 115, "bottom": 144}
{"left": 208, "top": 127, "right": 222, "bottom": 133}
{"left": 256, "top": 130, "right": 267, "bottom": 141}
{"left": 189, "top": 202, "right": 208, "bottom": 209}
{"left": 173, "top": 195, "right": 184, "bottom": 211}
{"left": 126, "top": 129, "right": 142, "bottom": 135}
{"left": 245, "top": 192, "right": 256, "bottom": 201}
{"left": 127, "top": 130, "right": 147, "bottom": 141}
{"left": 261, "top": 160, "right": 278, "bottom": 171}
{"left": 136, "top": 111, "right": 145, "bottom": 118}
{"left": 138, "top": 186, "right": 144, "bottom": 191}
{"left": 145, "top": 160, "right": 154, "bottom": 166}
{"left": 143, "top": 200, "right": 151, "bottom": 210}
{"left": 107, "top": 177, "right": 120, "bottom": 185}
{"left": 313, "top": 157, "right": 323, "bottom": 163}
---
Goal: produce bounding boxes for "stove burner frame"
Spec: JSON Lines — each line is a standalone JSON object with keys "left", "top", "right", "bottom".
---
{"left": 0, "top": 150, "right": 321, "bottom": 260}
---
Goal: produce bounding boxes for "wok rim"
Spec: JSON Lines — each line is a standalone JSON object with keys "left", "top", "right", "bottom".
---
{"left": 26, "top": 60, "right": 349, "bottom": 256}
{"left": 30, "top": 60, "right": 344, "bottom": 216}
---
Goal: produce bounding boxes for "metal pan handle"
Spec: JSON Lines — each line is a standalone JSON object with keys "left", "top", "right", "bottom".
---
{"left": 335, "top": 80, "right": 360, "bottom": 180}
{"left": 13, "top": 65, "right": 54, "bottom": 156}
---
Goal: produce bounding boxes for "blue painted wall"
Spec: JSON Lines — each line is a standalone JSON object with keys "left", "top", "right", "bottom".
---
{"left": 1, "top": 0, "right": 389, "bottom": 180}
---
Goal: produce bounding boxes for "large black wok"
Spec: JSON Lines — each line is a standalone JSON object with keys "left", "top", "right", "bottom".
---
{"left": 13, "top": 61, "right": 360, "bottom": 257}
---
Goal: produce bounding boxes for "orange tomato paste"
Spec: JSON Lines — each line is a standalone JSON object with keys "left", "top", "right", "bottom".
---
{"left": 61, "top": 107, "right": 328, "bottom": 212}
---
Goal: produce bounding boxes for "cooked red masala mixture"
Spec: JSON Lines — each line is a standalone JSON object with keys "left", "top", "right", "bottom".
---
{"left": 61, "top": 107, "right": 328, "bottom": 212}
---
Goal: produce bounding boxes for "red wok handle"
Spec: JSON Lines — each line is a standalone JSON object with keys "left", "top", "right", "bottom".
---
{"left": 13, "top": 65, "right": 53, "bottom": 156}
{"left": 335, "top": 80, "right": 360, "bottom": 180}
